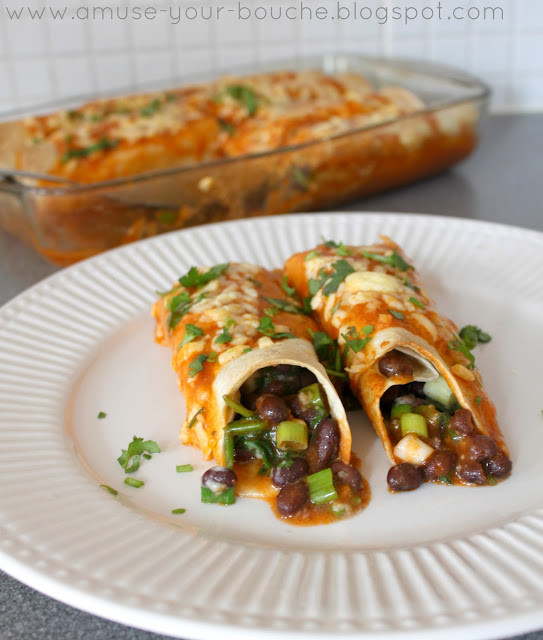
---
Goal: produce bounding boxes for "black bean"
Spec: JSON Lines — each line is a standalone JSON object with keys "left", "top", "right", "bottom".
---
{"left": 463, "top": 434, "right": 498, "bottom": 462}
{"left": 387, "top": 463, "right": 423, "bottom": 491}
{"left": 484, "top": 453, "right": 512, "bottom": 478}
{"left": 422, "top": 450, "right": 457, "bottom": 481}
{"left": 271, "top": 458, "right": 309, "bottom": 488}
{"left": 378, "top": 352, "right": 414, "bottom": 379}
{"left": 451, "top": 408, "right": 477, "bottom": 436}
{"left": 234, "top": 448, "right": 254, "bottom": 463}
{"left": 202, "top": 466, "right": 237, "bottom": 489}
{"left": 456, "top": 461, "right": 487, "bottom": 485}
{"left": 262, "top": 379, "right": 287, "bottom": 396}
{"left": 288, "top": 395, "right": 319, "bottom": 426}
{"left": 276, "top": 481, "right": 309, "bottom": 516}
{"left": 299, "top": 369, "right": 318, "bottom": 388}
{"left": 331, "top": 460, "right": 362, "bottom": 493}
{"left": 255, "top": 393, "right": 290, "bottom": 424}
{"left": 307, "top": 418, "right": 340, "bottom": 473}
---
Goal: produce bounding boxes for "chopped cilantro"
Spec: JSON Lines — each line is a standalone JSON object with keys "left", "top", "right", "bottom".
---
{"left": 459, "top": 325, "right": 492, "bottom": 350}
{"left": 403, "top": 278, "right": 420, "bottom": 292}
{"left": 305, "top": 250, "right": 320, "bottom": 261}
{"left": 167, "top": 291, "right": 193, "bottom": 331}
{"left": 281, "top": 276, "right": 297, "bottom": 298}
{"left": 249, "top": 277, "right": 262, "bottom": 288}
{"left": 330, "top": 301, "right": 340, "bottom": 314}
{"left": 61, "top": 137, "right": 119, "bottom": 163}
{"left": 438, "top": 475, "right": 453, "bottom": 485}
{"left": 323, "top": 260, "right": 355, "bottom": 296}
{"left": 264, "top": 306, "right": 280, "bottom": 317}
{"left": 171, "top": 508, "right": 186, "bottom": 514}
{"left": 475, "top": 396, "right": 482, "bottom": 405}
{"left": 156, "top": 209, "right": 177, "bottom": 224}
{"left": 180, "top": 323, "right": 204, "bottom": 346}
{"left": 341, "top": 326, "right": 372, "bottom": 355}
{"left": 179, "top": 263, "right": 229, "bottom": 289}
{"left": 217, "top": 118, "right": 236, "bottom": 135}
{"left": 409, "top": 297, "right": 426, "bottom": 309}
{"left": 487, "top": 476, "right": 497, "bottom": 486}
{"left": 242, "top": 347, "right": 252, "bottom": 354}
{"left": 322, "top": 239, "right": 352, "bottom": 256}
{"left": 118, "top": 436, "right": 160, "bottom": 473}
{"left": 124, "top": 477, "right": 144, "bottom": 488}
{"left": 100, "top": 484, "right": 118, "bottom": 495}
{"left": 188, "top": 354, "right": 208, "bottom": 377}
{"left": 140, "top": 98, "right": 161, "bottom": 117}
{"left": 216, "top": 84, "right": 260, "bottom": 116}
{"left": 302, "top": 296, "right": 313, "bottom": 314}
{"left": 188, "top": 407, "right": 204, "bottom": 429}
{"left": 207, "top": 351, "right": 218, "bottom": 362}
{"left": 448, "top": 338, "right": 476, "bottom": 369}
{"left": 257, "top": 315, "right": 295, "bottom": 340}
{"left": 262, "top": 297, "right": 306, "bottom": 315}
{"left": 176, "top": 464, "right": 194, "bottom": 473}
{"left": 215, "top": 326, "right": 233, "bottom": 344}
{"left": 388, "top": 309, "right": 405, "bottom": 320}
{"left": 361, "top": 249, "right": 412, "bottom": 272}
{"left": 97, "top": 411, "right": 107, "bottom": 419}
{"left": 291, "top": 167, "right": 311, "bottom": 190}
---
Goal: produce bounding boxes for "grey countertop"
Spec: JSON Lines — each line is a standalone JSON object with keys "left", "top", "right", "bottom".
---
{"left": 0, "top": 114, "right": 542, "bottom": 640}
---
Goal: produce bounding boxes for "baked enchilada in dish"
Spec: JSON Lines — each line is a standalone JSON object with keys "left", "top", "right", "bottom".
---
{"left": 284, "top": 238, "right": 511, "bottom": 491}
{"left": 152, "top": 262, "right": 370, "bottom": 524}
{"left": 0, "top": 61, "right": 482, "bottom": 264}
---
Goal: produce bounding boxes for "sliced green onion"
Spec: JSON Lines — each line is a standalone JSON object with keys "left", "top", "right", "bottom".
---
{"left": 124, "top": 477, "right": 144, "bottom": 488}
{"left": 176, "top": 464, "right": 193, "bottom": 473}
{"left": 276, "top": 420, "right": 308, "bottom": 451}
{"left": 391, "top": 403, "right": 412, "bottom": 419}
{"left": 223, "top": 394, "right": 255, "bottom": 418}
{"left": 400, "top": 413, "right": 428, "bottom": 438}
{"left": 100, "top": 484, "right": 118, "bottom": 495}
{"left": 307, "top": 468, "right": 338, "bottom": 504}
{"left": 201, "top": 485, "right": 235, "bottom": 505}
{"left": 171, "top": 508, "right": 186, "bottom": 514}
{"left": 423, "top": 376, "right": 456, "bottom": 409}
{"left": 236, "top": 437, "right": 275, "bottom": 473}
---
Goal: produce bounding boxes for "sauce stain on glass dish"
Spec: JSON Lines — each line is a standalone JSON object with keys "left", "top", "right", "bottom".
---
{"left": 0, "top": 56, "right": 488, "bottom": 264}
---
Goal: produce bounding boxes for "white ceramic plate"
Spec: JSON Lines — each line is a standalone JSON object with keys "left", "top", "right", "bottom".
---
{"left": 1, "top": 212, "right": 543, "bottom": 640}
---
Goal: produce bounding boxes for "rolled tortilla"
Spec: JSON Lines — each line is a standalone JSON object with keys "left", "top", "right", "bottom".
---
{"left": 284, "top": 238, "right": 510, "bottom": 486}
{"left": 152, "top": 262, "right": 351, "bottom": 466}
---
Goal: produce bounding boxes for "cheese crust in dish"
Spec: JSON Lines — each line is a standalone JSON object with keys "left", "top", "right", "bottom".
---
{"left": 284, "top": 238, "right": 512, "bottom": 491}
{"left": 152, "top": 262, "right": 370, "bottom": 524}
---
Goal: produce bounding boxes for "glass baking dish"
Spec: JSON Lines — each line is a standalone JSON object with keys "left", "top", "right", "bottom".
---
{"left": 0, "top": 55, "right": 489, "bottom": 265}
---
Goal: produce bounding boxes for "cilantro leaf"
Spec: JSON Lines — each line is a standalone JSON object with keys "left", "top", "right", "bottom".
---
{"left": 179, "top": 263, "right": 229, "bottom": 289}
{"left": 97, "top": 411, "right": 107, "bottom": 419}
{"left": 322, "top": 239, "right": 352, "bottom": 256}
{"left": 403, "top": 278, "right": 420, "bottom": 292}
{"left": 61, "top": 136, "right": 119, "bottom": 163}
{"left": 361, "top": 249, "right": 412, "bottom": 272}
{"left": 262, "top": 297, "right": 307, "bottom": 315}
{"left": 167, "top": 291, "right": 193, "bottom": 331}
{"left": 459, "top": 325, "right": 492, "bottom": 350}
{"left": 305, "top": 259, "right": 352, "bottom": 299}
{"left": 257, "top": 315, "right": 295, "bottom": 340}
{"left": 180, "top": 323, "right": 204, "bottom": 346}
{"left": 409, "top": 296, "right": 426, "bottom": 309}
{"left": 281, "top": 276, "right": 297, "bottom": 298}
{"left": 305, "top": 250, "right": 320, "bottom": 261}
{"left": 215, "top": 326, "right": 233, "bottom": 344}
{"left": 249, "top": 277, "right": 262, "bottom": 288}
{"left": 118, "top": 436, "right": 161, "bottom": 473}
{"left": 216, "top": 85, "right": 260, "bottom": 116}
{"left": 389, "top": 309, "right": 405, "bottom": 320}
{"left": 341, "top": 326, "right": 372, "bottom": 355}
{"left": 188, "top": 354, "right": 208, "bottom": 378}
{"left": 140, "top": 97, "right": 161, "bottom": 117}
{"left": 448, "top": 338, "right": 475, "bottom": 369}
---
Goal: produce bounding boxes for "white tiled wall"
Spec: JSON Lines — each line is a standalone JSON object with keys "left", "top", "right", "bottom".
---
{"left": 0, "top": 0, "right": 542, "bottom": 112}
